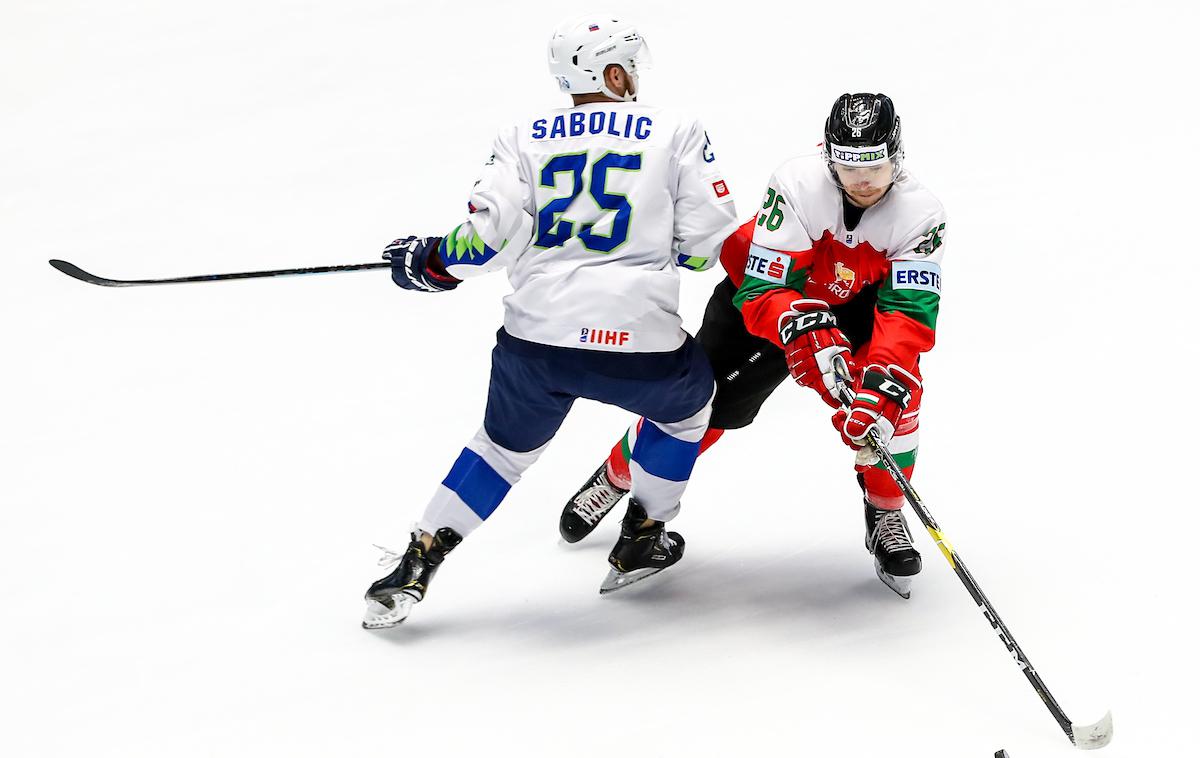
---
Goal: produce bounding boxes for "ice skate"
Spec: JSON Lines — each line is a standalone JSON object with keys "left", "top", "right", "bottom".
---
{"left": 362, "top": 527, "right": 462, "bottom": 629}
{"left": 599, "top": 499, "right": 685, "bottom": 594}
{"left": 560, "top": 461, "right": 630, "bottom": 543}
{"left": 864, "top": 501, "right": 922, "bottom": 599}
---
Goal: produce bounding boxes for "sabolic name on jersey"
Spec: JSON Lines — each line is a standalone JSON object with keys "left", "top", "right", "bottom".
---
{"left": 532, "top": 111, "right": 653, "bottom": 141}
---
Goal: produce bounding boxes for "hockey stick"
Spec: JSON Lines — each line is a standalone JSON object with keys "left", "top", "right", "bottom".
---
{"left": 831, "top": 356, "right": 1113, "bottom": 749}
{"left": 48, "top": 258, "right": 389, "bottom": 287}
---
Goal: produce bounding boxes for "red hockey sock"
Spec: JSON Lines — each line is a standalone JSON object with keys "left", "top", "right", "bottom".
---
{"left": 862, "top": 464, "right": 916, "bottom": 510}
{"left": 606, "top": 438, "right": 633, "bottom": 490}
{"left": 605, "top": 423, "right": 726, "bottom": 491}
{"left": 698, "top": 427, "right": 725, "bottom": 454}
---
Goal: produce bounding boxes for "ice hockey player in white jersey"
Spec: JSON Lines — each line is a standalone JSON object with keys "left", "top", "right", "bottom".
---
{"left": 362, "top": 16, "right": 739, "bottom": 629}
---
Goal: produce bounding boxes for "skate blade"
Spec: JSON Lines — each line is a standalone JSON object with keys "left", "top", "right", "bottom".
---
{"left": 1071, "top": 710, "right": 1113, "bottom": 749}
{"left": 874, "top": 563, "right": 913, "bottom": 600}
{"left": 599, "top": 566, "right": 665, "bottom": 594}
{"left": 361, "top": 594, "right": 415, "bottom": 629}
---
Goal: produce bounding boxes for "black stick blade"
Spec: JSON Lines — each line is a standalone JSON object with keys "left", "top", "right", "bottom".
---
{"left": 49, "top": 259, "right": 128, "bottom": 287}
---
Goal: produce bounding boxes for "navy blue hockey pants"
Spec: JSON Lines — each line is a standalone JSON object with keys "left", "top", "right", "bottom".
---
{"left": 417, "top": 329, "right": 715, "bottom": 536}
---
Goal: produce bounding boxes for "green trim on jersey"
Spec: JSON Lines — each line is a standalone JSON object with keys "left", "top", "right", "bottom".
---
{"left": 732, "top": 266, "right": 810, "bottom": 312}
{"left": 442, "top": 224, "right": 499, "bottom": 261}
{"left": 877, "top": 276, "right": 940, "bottom": 330}
{"left": 874, "top": 447, "right": 917, "bottom": 471}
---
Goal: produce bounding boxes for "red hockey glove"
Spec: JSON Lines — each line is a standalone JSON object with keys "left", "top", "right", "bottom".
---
{"left": 778, "top": 299, "right": 856, "bottom": 409}
{"left": 832, "top": 363, "right": 921, "bottom": 450}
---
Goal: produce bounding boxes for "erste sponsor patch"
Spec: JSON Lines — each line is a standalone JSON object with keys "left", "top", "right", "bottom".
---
{"left": 744, "top": 243, "right": 791, "bottom": 284}
{"left": 891, "top": 260, "right": 942, "bottom": 294}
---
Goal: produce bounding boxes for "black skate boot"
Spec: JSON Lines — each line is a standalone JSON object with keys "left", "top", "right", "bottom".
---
{"left": 599, "top": 499, "right": 685, "bottom": 594}
{"left": 362, "top": 527, "right": 462, "bottom": 629}
{"left": 864, "top": 501, "right": 922, "bottom": 599}
{"left": 559, "top": 461, "right": 629, "bottom": 543}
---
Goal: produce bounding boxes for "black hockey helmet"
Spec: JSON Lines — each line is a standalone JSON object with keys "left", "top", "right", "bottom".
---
{"left": 823, "top": 93, "right": 903, "bottom": 184}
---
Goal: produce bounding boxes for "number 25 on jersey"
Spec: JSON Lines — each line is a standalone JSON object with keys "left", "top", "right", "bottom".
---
{"left": 534, "top": 152, "right": 641, "bottom": 253}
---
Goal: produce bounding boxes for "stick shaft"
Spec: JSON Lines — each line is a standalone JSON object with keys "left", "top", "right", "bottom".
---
{"left": 867, "top": 437, "right": 1077, "bottom": 740}
{"left": 49, "top": 259, "right": 389, "bottom": 287}
{"left": 829, "top": 356, "right": 1080, "bottom": 743}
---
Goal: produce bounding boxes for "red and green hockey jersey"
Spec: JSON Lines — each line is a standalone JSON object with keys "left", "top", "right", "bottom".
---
{"left": 722, "top": 155, "right": 946, "bottom": 375}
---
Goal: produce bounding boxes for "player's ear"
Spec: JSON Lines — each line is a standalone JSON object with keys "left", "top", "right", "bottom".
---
{"left": 604, "top": 64, "right": 627, "bottom": 96}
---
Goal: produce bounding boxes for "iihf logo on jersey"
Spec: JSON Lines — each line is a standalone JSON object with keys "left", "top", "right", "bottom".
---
{"left": 581, "top": 327, "right": 632, "bottom": 347}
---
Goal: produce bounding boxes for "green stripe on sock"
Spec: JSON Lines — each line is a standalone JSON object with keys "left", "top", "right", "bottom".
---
{"left": 874, "top": 447, "right": 918, "bottom": 470}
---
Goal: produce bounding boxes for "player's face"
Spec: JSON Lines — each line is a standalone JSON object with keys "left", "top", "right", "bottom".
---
{"left": 834, "top": 163, "right": 894, "bottom": 207}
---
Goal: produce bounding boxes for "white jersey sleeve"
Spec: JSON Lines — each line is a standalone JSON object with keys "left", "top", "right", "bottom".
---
{"left": 876, "top": 182, "right": 947, "bottom": 318}
{"left": 749, "top": 164, "right": 819, "bottom": 255}
{"left": 887, "top": 197, "right": 947, "bottom": 264}
{"left": 440, "top": 127, "right": 534, "bottom": 281}
{"left": 671, "top": 120, "right": 738, "bottom": 272}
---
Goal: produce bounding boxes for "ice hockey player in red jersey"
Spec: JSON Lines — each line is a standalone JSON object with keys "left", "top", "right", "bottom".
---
{"left": 558, "top": 93, "right": 946, "bottom": 599}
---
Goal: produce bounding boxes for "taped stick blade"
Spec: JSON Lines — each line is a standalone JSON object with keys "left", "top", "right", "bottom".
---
{"left": 1072, "top": 710, "right": 1113, "bottom": 749}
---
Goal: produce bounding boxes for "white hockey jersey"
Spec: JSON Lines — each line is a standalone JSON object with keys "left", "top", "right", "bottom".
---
{"left": 435, "top": 102, "right": 738, "bottom": 353}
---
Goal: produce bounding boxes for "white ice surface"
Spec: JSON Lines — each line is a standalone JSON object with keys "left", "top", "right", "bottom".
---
{"left": 1, "top": 1, "right": 1194, "bottom": 756}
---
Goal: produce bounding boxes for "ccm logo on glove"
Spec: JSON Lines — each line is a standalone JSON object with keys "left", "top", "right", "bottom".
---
{"left": 779, "top": 310, "right": 836, "bottom": 345}
{"left": 860, "top": 370, "right": 912, "bottom": 406}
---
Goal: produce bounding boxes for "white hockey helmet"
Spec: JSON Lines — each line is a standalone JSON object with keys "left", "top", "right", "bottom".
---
{"left": 547, "top": 16, "right": 651, "bottom": 102}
